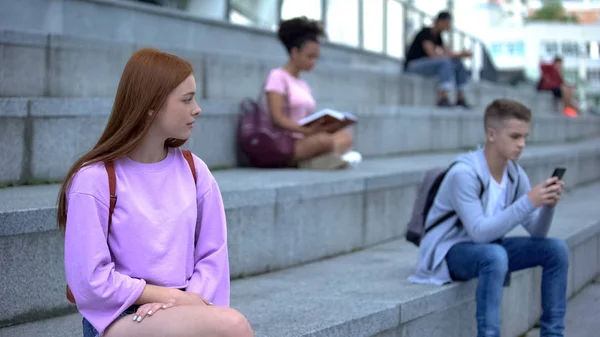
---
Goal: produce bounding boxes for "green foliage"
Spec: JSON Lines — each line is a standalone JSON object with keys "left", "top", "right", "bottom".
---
{"left": 528, "top": 2, "right": 579, "bottom": 23}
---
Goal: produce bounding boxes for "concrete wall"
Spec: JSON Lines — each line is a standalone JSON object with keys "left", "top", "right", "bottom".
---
{"left": 1, "top": 28, "right": 554, "bottom": 107}
{"left": 1, "top": 97, "right": 598, "bottom": 184}
{"left": 0, "top": 0, "right": 401, "bottom": 70}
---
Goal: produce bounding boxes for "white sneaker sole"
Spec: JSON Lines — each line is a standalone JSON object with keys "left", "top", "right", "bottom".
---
{"left": 298, "top": 153, "right": 348, "bottom": 170}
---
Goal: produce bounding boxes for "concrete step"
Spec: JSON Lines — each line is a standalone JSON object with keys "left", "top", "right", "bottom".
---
{"left": 1, "top": 182, "right": 599, "bottom": 337}
{"left": 0, "top": 28, "right": 433, "bottom": 103}
{"left": 0, "top": 0, "right": 402, "bottom": 71}
{"left": 2, "top": 96, "right": 595, "bottom": 184}
{"left": 526, "top": 283, "right": 600, "bottom": 337}
{"left": 0, "top": 28, "right": 553, "bottom": 113}
{"left": 1, "top": 138, "right": 600, "bottom": 327}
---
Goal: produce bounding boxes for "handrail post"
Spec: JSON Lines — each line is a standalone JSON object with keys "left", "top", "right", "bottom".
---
{"left": 382, "top": 0, "right": 388, "bottom": 54}
{"left": 321, "top": 0, "right": 328, "bottom": 33}
{"left": 447, "top": 0, "right": 454, "bottom": 50}
{"left": 358, "top": 0, "right": 364, "bottom": 49}
{"left": 402, "top": 1, "right": 409, "bottom": 56}
{"left": 472, "top": 39, "right": 481, "bottom": 84}
{"left": 224, "top": 0, "right": 231, "bottom": 21}
{"left": 277, "top": 0, "right": 283, "bottom": 24}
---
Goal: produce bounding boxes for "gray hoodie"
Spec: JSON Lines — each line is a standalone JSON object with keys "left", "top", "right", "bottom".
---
{"left": 408, "top": 147, "right": 555, "bottom": 285}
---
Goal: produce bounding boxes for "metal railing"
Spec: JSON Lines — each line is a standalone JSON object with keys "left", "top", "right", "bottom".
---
{"left": 133, "top": 0, "right": 497, "bottom": 83}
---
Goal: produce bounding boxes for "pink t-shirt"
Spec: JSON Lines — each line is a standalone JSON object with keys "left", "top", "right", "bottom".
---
{"left": 264, "top": 68, "right": 316, "bottom": 137}
{"left": 64, "top": 148, "right": 230, "bottom": 335}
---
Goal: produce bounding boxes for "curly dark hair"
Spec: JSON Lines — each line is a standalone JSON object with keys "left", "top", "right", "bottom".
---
{"left": 277, "top": 16, "right": 325, "bottom": 53}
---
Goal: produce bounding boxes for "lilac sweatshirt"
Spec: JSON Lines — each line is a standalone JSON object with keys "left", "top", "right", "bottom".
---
{"left": 64, "top": 148, "right": 230, "bottom": 335}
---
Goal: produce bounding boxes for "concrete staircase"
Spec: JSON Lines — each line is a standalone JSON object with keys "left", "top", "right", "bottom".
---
{"left": 1, "top": 1, "right": 600, "bottom": 336}
{"left": 1, "top": 148, "right": 600, "bottom": 337}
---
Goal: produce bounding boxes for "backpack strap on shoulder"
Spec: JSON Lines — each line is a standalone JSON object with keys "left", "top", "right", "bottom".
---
{"left": 426, "top": 162, "right": 485, "bottom": 234}
{"left": 105, "top": 161, "right": 117, "bottom": 233}
{"left": 510, "top": 160, "right": 521, "bottom": 202}
{"left": 183, "top": 150, "right": 197, "bottom": 184}
{"left": 67, "top": 161, "right": 116, "bottom": 304}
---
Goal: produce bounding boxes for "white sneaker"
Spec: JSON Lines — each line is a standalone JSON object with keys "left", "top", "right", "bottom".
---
{"left": 298, "top": 153, "right": 348, "bottom": 170}
{"left": 341, "top": 151, "right": 362, "bottom": 168}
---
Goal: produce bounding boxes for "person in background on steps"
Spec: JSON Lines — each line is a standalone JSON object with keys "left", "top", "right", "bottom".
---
{"left": 404, "top": 11, "right": 472, "bottom": 108}
{"left": 537, "top": 56, "right": 579, "bottom": 117}
{"left": 265, "top": 16, "right": 362, "bottom": 170}
{"left": 57, "top": 48, "right": 254, "bottom": 337}
{"left": 409, "top": 99, "right": 569, "bottom": 337}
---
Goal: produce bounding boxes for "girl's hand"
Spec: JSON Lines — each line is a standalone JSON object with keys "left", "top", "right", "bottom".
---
{"left": 172, "top": 290, "right": 214, "bottom": 307}
{"left": 301, "top": 120, "right": 328, "bottom": 135}
{"left": 132, "top": 302, "right": 174, "bottom": 323}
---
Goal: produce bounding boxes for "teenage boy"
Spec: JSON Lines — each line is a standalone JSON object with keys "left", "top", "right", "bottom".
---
{"left": 409, "top": 99, "right": 569, "bottom": 337}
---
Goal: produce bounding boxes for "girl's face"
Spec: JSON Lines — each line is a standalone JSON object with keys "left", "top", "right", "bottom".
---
{"left": 154, "top": 75, "right": 201, "bottom": 140}
{"left": 291, "top": 41, "right": 320, "bottom": 72}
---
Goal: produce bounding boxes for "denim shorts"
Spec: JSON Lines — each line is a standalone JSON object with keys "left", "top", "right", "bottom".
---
{"left": 82, "top": 305, "right": 139, "bottom": 337}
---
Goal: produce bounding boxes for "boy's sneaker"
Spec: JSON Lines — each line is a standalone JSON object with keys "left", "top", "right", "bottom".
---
{"left": 456, "top": 99, "right": 471, "bottom": 109}
{"left": 437, "top": 97, "right": 452, "bottom": 107}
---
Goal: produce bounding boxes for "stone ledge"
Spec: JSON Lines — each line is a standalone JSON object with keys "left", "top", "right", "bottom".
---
{"left": 1, "top": 139, "right": 600, "bottom": 327}
{"left": 2, "top": 138, "right": 600, "bottom": 237}
{"left": 0, "top": 98, "right": 29, "bottom": 117}
{"left": 1, "top": 182, "right": 599, "bottom": 336}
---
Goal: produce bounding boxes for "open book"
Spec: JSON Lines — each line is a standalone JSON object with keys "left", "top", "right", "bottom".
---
{"left": 298, "top": 109, "right": 357, "bottom": 132}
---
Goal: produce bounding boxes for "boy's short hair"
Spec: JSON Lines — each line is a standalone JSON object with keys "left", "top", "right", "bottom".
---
{"left": 484, "top": 99, "right": 532, "bottom": 130}
{"left": 436, "top": 11, "right": 452, "bottom": 21}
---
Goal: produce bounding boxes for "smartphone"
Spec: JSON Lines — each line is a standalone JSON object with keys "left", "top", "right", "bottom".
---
{"left": 551, "top": 167, "right": 566, "bottom": 180}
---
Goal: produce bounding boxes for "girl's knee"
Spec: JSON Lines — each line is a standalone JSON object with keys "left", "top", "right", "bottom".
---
{"left": 219, "top": 308, "right": 254, "bottom": 337}
{"left": 334, "top": 129, "right": 353, "bottom": 147}
{"left": 314, "top": 133, "right": 336, "bottom": 152}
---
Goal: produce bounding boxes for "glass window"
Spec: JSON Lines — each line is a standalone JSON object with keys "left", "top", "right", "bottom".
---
{"left": 506, "top": 42, "right": 524, "bottom": 56}
{"left": 136, "top": 0, "right": 227, "bottom": 20}
{"left": 542, "top": 41, "right": 559, "bottom": 57}
{"left": 281, "top": 0, "right": 322, "bottom": 21}
{"left": 562, "top": 42, "right": 580, "bottom": 57}
{"left": 405, "top": 9, "right": 424, "bottom": 43}
{"left": 589, "top": 70, "right": 600, "bottom": 83}
{"left": 490, "top": 43, "right": 502, "bottom": 56}
{"left": 514, "top": 42, "right": 524, "bottom": 56}
{"left": 363, "top": 0, "right": 384, "bottom": 52}
{"left": 386, "top": 0, "right": 404, "bottom": 57}
{"left": 230, "top": 0, "right": 278, "bottom": 29}
{"left": 325, "top": 0, "right": 359, "bottom": 47}
{"left": 229, "top": 9, "right": 253, "bottom": 26}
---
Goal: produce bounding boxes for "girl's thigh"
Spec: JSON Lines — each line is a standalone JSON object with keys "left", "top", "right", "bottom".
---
{"left": 294, "top": 132, "right": 334, "bottom": 161}
{"left": 104, "top": 305, "right": 253, "bottom": 337}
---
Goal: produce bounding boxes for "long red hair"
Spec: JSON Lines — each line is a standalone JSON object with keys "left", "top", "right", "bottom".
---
{"left": 57, "top": 48, "right": 193, "bottom": 230}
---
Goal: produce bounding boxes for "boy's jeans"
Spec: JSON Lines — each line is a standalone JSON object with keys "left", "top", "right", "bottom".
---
{"left": 446, "top": 237, "right": 569, "bottom": 337}
{"left": 406, "top": 57, "right": 469, "bottom": 92}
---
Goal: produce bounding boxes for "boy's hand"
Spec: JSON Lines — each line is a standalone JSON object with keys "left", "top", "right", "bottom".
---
{"left": 528, "top": 177, "right": 563, "bottom": 207}
{"left": 547, "top": 180, "right": 564, "bottom": 207}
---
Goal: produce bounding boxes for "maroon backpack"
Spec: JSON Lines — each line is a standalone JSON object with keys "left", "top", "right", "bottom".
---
{"left": 236, "top": 80, "right": 295, "bottom": 168}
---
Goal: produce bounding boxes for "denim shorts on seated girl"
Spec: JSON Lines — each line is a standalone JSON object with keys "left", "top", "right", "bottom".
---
{"left": 82, "top": 305, "right": 139, "bottom": 337}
